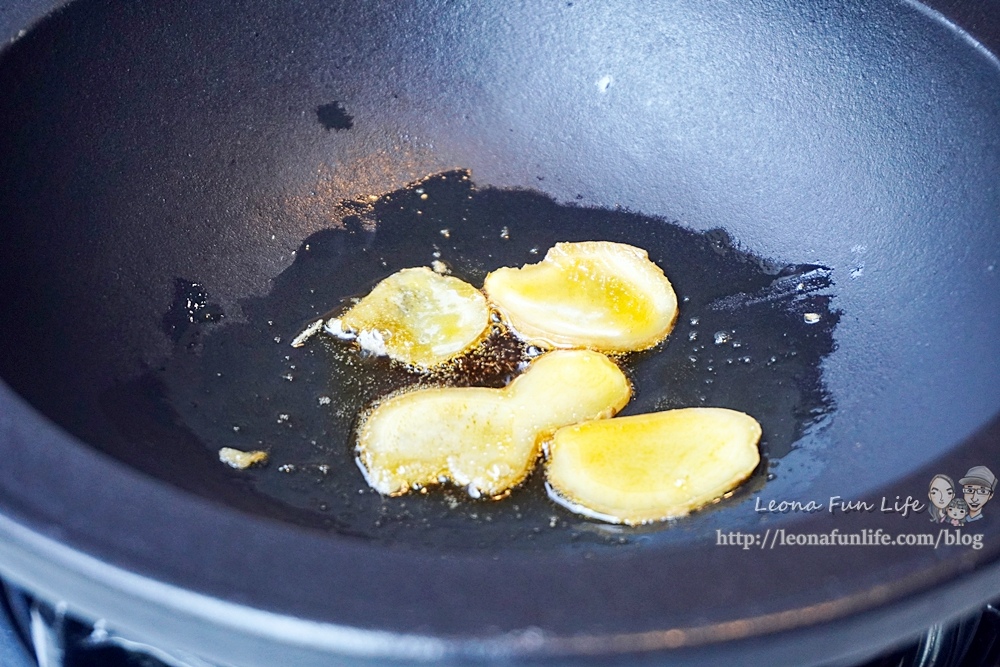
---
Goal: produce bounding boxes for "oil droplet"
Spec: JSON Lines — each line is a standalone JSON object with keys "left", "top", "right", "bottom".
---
{"left": 804, "top": 313, "right": 821, "bottom": 324}
{"left": 713, "top": 331, "right": 731, "bottom": 345}
{"left": 688, "top": 331, "right": 698, "bottom": 341}
{"left": 440, "top": 228, "right": 451, "bottom": 238}
{"left": 689, "top": 317, "right": 700, "bottom": 326}
{"left": 500, "top": 226, "right": 510, "bottom": 240}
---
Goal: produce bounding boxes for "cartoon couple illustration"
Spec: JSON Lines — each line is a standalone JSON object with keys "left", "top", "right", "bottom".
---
{"left": 928, "top": 466, "right": 995, "bottom": 526}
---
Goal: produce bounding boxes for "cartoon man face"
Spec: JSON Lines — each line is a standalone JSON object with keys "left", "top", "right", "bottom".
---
{"left": 928, "top": 475, "right": 955, "bottom": 511}
{"left": 963, "top": 485, "right": 993, "bottom": 518}
{"left": 960, "top": 466, "right": 996, "bottom": 521}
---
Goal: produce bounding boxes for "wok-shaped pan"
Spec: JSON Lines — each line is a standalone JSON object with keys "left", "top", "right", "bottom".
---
{"left": 1, "top": 0, "right": 1000, "bottom": 664}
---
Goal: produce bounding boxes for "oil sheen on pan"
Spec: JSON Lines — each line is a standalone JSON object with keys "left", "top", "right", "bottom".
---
{"left": 119, "top": 171, "right": 839, "bottom": 550}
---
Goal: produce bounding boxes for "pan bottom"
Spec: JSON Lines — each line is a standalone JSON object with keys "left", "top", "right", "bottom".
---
{"left": 103, "top": 171, "right": 838, "bottom": 550}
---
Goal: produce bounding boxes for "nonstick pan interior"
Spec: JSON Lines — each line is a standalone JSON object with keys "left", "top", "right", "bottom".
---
{"left": 2, "top": 0, "right": 997, "bottom": 530}
{"left": 1, "top": 0, "right": 1000, "bottom": 661}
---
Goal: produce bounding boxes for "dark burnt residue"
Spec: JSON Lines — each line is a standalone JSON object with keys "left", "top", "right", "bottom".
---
{"left": 316, "top": 101, "right": 353, "bottom": 131}
{"left": 128, "top": 170, "right": 838, "bottom": 550}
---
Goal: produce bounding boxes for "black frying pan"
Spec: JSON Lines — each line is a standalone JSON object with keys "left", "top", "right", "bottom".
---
{"left": 1, "top": 0, "right": 999, "bottom": 665}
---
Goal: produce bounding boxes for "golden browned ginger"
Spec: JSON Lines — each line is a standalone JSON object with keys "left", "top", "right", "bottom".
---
{"left": 339, "top": 267, "right": 490, "bottom": 368}
{"left": 357, "top": 349, "right": 631, "bottom": 498}
{"left": 483, "top": 241, "right": 678, "bottom": 352}
{"left": 545, "top": 407, "right": 761, "bottom": 524}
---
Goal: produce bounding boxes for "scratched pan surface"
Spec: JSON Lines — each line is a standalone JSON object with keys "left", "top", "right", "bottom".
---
{"left": 0, "top": 0, "right": 999, "bottom": 665}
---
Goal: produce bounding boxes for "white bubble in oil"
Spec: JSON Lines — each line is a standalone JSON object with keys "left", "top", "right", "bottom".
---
{"left": 713, "top": 331, "right": 731, "bottom": 345}
{"left": 689, "top": 317, "right": 699, "bottom": 326}
{"left": 688, "top": 331, "right": 698, "bottom": 341}
{"left": 804, "top": 313, "right": 821, "bottom": 325}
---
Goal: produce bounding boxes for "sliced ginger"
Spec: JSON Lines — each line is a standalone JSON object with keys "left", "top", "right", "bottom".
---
{"left": 545, "top": 407, "right": 761, "bottom": 524}
{"left": 308, "top": 240, "right": 763, "bottom": 524}
{"left": 483, "top": 241, "right": 678, "bottom": 352}
{"left": 357, "top": 349, "right": 631, "bottom": 497}
{"left": 337, "top": 267, "right": 490, "bottom": 368}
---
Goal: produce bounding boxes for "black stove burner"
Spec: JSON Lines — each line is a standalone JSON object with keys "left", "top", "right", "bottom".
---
{"left": 1, "top": 579, "right": 999, "bottom": 667}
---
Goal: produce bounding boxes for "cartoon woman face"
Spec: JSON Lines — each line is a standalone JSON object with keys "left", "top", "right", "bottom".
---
{"left": 929, "top": 475, "right": 955, "bottom": 510}
{"left": 946, "top": 498, "right": 968, "bottom": 520}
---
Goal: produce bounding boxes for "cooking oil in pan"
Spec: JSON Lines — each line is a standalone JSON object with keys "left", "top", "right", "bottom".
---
{"left": 145, "top": 170, "right": 838, "bottom": 550}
